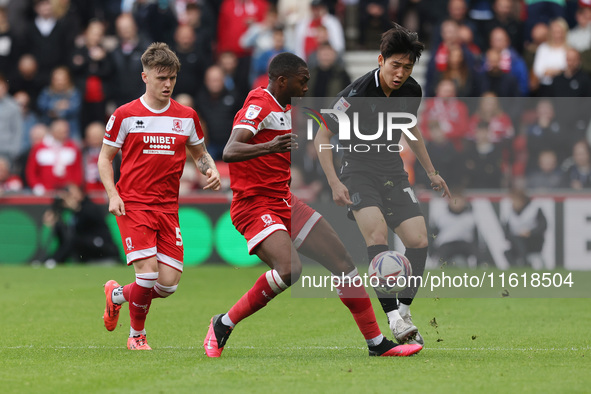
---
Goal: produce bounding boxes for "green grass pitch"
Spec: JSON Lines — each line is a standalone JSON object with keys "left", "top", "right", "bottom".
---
{"left": 1, "top": 265, "right": 590, "bottom": 393}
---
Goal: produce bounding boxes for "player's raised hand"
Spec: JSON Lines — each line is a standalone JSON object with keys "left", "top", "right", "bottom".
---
{"left": 204, "top": 168, "right": 221, "bottom": 191}
{"left": 331, "top": 180, "right": 353, "bottom": 206}
{"left": 108, "top": 194, "right": 126, "bottom": 216}
{"left": 268, "top": 133, "right": 298, "bottom": 153}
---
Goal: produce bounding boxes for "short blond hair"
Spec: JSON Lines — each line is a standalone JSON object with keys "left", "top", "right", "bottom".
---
{"left": 141, "top": 42, "right": 181, "bottom": 74}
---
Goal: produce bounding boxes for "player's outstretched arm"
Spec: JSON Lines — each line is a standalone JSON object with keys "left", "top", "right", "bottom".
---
{"left": 222, "top": 128, "right": 297, "bottom": 163}
{"left": 404, "top": 126, "right": 451, "bottom": 198}
{"left": 314, "top": 124, "right": 352, "bottom": 206}
{"left": 97, "top": 144, "right": 126, "bottom": 216}
{"left": 187, "top": 143, "right": 221, "bottom": 191}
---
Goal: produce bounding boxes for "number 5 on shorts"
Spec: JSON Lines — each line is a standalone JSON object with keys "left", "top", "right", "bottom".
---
{"left": 176, "top": 227, "right": 183, "bottom": 246}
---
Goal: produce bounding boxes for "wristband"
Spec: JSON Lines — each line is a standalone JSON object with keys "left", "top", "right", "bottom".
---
{"left": 428, "top": 170, "right": 439, "bottom": 177}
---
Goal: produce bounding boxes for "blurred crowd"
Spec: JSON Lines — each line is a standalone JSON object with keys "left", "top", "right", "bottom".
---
{"left": 0, "top": 0, "right": 590, "bottom": 201}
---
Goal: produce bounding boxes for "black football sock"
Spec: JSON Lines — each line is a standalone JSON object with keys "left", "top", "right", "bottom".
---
{"left": 397, "top": 247, "right": 428, "bottom": 306}
{"left": 368, "top": 244, "right": 398, "bottom": 313}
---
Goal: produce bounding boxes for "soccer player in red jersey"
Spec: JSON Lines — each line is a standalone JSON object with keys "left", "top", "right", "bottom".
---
{"left": 203, "top": 52, "right": 422, "bottom": 358}
{"left": 98, "top": 42, "right": 221, "bottom": 350}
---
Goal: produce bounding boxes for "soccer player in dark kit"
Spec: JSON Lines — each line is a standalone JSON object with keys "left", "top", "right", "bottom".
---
{"left": 315, "top": 24, "right": 451, "bottom": 346}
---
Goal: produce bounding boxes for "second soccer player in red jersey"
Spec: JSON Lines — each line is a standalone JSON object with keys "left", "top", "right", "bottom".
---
{"left": 203, "top": 52, "right": 422, "bottom": 358}
{"left": 98, "top": 42, "right": 221, "bottom": 350}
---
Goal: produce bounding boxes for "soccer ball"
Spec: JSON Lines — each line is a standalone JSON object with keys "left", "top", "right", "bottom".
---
{"left": 368, "top": 250, "right": 412, "bottom": 295}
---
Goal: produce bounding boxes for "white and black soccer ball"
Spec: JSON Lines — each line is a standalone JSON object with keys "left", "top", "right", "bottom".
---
{"left": 368, "top": 250, "right": 412, "bottom": 295}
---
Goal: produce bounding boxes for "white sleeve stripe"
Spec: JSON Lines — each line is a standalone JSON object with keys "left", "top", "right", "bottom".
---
{"left": 232, "top": 124, "right": 257, "bottom": 135}
{"left": 186, "top": 137, "right": 204, "bottom": 146}
{"left": 103, "top": 139, "right": 121, "bottom": 148}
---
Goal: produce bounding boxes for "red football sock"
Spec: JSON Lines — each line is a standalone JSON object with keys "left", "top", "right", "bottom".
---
{"left": 335, "top": 270, "right": 382, "bottom": 340}
{"left": 227, "top": 270, "right": 288, "bottom": 325}
{"left": 128, "top": 273, "right": 158, "bottom": 332}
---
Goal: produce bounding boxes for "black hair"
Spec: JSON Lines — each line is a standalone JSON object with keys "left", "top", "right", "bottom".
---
{"left": 380, "top": 23, "right": 425, "bottom": 63}
{"left": 268, "top": 52, "right": 307, "bottom": 81}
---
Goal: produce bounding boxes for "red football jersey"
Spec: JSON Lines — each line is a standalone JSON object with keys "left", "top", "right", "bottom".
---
{"left": 103, "top": 97, "right": 204, "bottom": 212}
{"left": 229, "top": 87, "right": 292, "bottom": 201}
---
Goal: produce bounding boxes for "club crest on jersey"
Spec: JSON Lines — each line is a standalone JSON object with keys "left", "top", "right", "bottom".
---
{"left": 125, "top": 237, "right": 134, "bottom": 251}
{"left": 261, "top": 214, "right": 275, "bottom": 227}
{"left": 245, "top": 105, "right": 262, "bottom": 120}
{"left": 172, "top": 119, "right": 183, "bottom": 132}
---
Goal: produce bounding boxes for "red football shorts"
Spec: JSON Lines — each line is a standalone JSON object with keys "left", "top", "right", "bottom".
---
{"left": 231, "top": 193, "right": 322, "bottom": 254}
{"left": 116, "top": 210, "right": 184, "bottom": 272}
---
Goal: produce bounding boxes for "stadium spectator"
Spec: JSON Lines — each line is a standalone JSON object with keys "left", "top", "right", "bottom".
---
{"left": 550, "top": 48, "right": 591, "bottom": 143}
{"left": 532, "top": 18, "right": 569, "bottom": 95}
{"left": 37, "top": 66, "right": 82, "bottom": 141}
{"left": 250, "top": 26, "right": 286, "bottom": 87}
{"left": 526, "top": 149, "right": 566, "bottom": 190}
{"left": 108, "top": 13, "right": 150, "bottom": 106}
{"left": 0, "top": 76, "right": 24, "bottom": 162}
{"left": 13, "top": 90, "right": 41, "bottom": 150}
{"left": 429, "top": 190, "right": 478, "bottom": 268}
{"left": 429, "top": 0, "right": 479, "bottom": 51}
{"left": 39, "top": 183, "right": 120, "bottom": 268}
{"left": 440, "top": 44, "right": 485, "bottom": 97}
{"left": 480, "top": 0, "right": 524, "bottom": 54}
{"left": 0, "top": 6, "right": 16, "bottom": 77}
{"left": 172, "top": 24, "right": 209, "bottom": 97}
{"left": 525, "top": 99, "right": 570, "bottom": 172}
{"left": 524, "top": 22, "right": 549, "bottom": 71}
{"left": 83, "top": 121, "right": 119, "bottom": 194}
{"left": 425, "top": 19, "right": 478, "bottom": 97}
{"left": 549, "top": 47, "right": 591, "bottom": 97}
{"left": 240, "top": 6, "right": 280, "bottom": 85}
{"left": 358, "top": 0, "right": 391, "bottom": 49}
{"left": 14, "top": 123, "right": 48, "bottom": 189}
{"left": 293, "top": 0, "right": 345, "bottom": 60}
{"left": 194, "top": 65, "right": 240, "bottom": 161}
{"left": 563, "top": 139, "right": 591, "bottom": 189}
{"left": 463, "top": 121, "right": 504, "bottom": 189}
{"left": 308, "top": 42, "right": 351, "bottom": 97}
{"left": 525, "top": 0, "right": 566, "bottom": 43}
{"left": 503, "top": 188, "right": 547, "bottom": 269}
{"left": 480, "top": 49, "right": 520, "bottom": 97}
{"left": 8, "top": 54, "right": 45, "bottom": 111}
{"left": 26, "top": 119, "right": 83, "bottom": 196}
{"left": 21, "top": 0, "right": 74, "bottom": 85}
{"left": 277, "top": 0, "right": 311, "bottom": 52}
{"left": 0, "top": 156, "right": 23, "bottom": 195}
{"left": 567, "top": 4, "right": 591, "bottom": 52}
{"left": 217, "top": 0, "right": 269, "bottom": 58}
{"left": 487, "top": 27, "right": 530, "bottom": 96}
{"left": 69, "top": 20, "right": 113, "bottom": 131}
{"left": 419, "top": 79, "right": 470, "bottom": 151}
{"left": 217, "top": 50, "right": 250, "bottom": 103}
{"left": 183, "top": 2, "right": 216, "bottom": 61}
{"left": 99, "top": 43, "right": 221, "bottom": 350}
{"left": 130, "top": 0, "right": 177, "bottom": 45}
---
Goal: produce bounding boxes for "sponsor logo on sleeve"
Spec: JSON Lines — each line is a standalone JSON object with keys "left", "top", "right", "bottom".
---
{"left": 106, "top": 115, "right": 115, "bottom": 132}
{"left": 240, "top": 119, "right": 256, "bottom": 125}
{"left": 245, "top": 105, "right": 262, "bottom": 120}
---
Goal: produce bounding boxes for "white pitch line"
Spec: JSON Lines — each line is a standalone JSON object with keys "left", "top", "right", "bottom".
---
{"left": 1, "top": 345, "right": 590, "bottom": 351}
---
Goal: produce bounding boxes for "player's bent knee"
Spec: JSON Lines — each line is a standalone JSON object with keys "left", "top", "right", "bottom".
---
{"left": 275, "top": 263, "right": 302, "bottom": 286}
{"left": 153, "top": 282, "right": 178, "bottom": 298}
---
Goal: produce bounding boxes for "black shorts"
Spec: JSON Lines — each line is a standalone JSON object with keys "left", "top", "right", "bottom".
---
{"left": 341, "top": 172, "right": 423, "bottom": 229}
